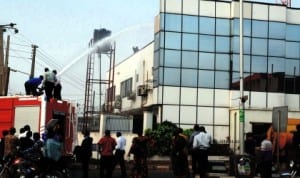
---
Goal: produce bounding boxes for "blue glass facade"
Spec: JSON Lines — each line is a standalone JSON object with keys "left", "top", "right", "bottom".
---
{"left": 154, "top": 14, "right": 300, "bottom": 94}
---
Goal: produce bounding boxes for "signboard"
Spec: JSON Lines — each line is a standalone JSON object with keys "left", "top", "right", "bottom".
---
{"left": 272, "top": 106, "right": 288, "bottom": 132}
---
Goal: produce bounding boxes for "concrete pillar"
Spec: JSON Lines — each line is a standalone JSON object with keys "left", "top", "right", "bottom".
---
{"left": 143, "top": 111, "right": 153, "bottom": 132}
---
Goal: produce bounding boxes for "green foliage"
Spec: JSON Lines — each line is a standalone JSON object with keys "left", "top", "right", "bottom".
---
{"left": 145, "top": 121, "right": 192, "bottom": 157}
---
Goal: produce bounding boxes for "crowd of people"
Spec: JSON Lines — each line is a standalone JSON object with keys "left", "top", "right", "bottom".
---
{"left": 244, "top": 124, "right": 300, "bottom": 178}
{"left": 24, "top": 67, "right": 62, "bottom": 101}
{"left": 0, "top": 123, "right": 64, "bottom": 170}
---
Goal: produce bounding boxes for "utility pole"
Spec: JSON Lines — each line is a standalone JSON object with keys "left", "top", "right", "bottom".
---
{"left": 4, "top": 35, "right": 11, "bottom": 96}
{"left": 0, "top": 23, "right": 18, "bottom": 96}
{"left": 30, "top": 45, "right": 38, "bottom": 78}
{"left": 239, "top": 0, "right": 245, "bottom": 155}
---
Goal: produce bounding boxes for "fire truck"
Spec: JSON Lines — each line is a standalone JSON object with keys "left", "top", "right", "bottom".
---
{"left": 0, "top": 95, "right": 78, "bottom": 156}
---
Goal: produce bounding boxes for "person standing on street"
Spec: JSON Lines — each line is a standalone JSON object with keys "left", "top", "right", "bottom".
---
{"left": 171, "top": 128, "right": 189, "bottom": 178}
{"left": 80, "top": 130, "right": 93, "bottom": 178}
{"left": 259, "top": 133, "right": 273, "bottom": 178}
{"left": 188, "top": 124, "right": 200, "bottom": 177}
{"left": 114, "top": 132, "right": 127, "bottom": 178}
{"left": 98, "top": 130, "right": 116, "bottom": 178}
{"left": 193, "top": 126, "right": 212, "bottom": 178}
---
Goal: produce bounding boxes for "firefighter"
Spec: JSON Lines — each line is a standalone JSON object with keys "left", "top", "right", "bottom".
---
{"left": 24, "top": 75, "right": 44, "bottom": 96}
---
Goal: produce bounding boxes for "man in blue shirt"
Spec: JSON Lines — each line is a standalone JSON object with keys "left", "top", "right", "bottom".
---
{"left": 24, "top": 75, "right": 44, "bottom": 96}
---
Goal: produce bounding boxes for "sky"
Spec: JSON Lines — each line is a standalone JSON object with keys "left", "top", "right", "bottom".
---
{"left": 0, "top": 0, "right": 160, "bottom": 107}
{"left": 0, "top": 0, "right": 300, "bottom": 107}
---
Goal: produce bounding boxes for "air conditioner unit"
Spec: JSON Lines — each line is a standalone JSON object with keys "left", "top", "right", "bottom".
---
{"left": 137, "top": 85, "right": 148, "bottom": 96}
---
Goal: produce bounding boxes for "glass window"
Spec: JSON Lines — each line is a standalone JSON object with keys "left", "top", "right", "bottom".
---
{"left": 286, "top": 24, "right": 300, "bottom": 42}
{"left": 286, "top": 42, "right": 300, "bottom": 59}
{"left": 120, "top": 78, "right": 132, "bottom": 98}
{"left": 165, "top": 32, "right": 181, "bottom": 49}
{"left": 198, "top": 70, "right": 214, "bottom": 88}
{"left": 160, "top": 32, "right": 165, "bottom": 48}
{"left": 268, "top": 57, "right": 285, "bottom": 73}
{"left": 199, "top": 35, "right": 215, "bottom": 52}
{"left": 244, "top": 37, "right": 251, "bottom": 55}
{"left": 231, "top": 37, "right": 251, "bottom": 54}
{"left": 183, "top": 15, "right": 198, "bottom": 33}
{"left": 182, "top": 33, "right": 198, "bottom": 50}
{"left": 232, "top": 54, "right": 251, "bottom": 72}
{"left": 199, "top": 52, "right": 214, "bottom": 70}
{"left": 252, "top": 20, "right": 268, "bottom": 38}
{"left": 182, "top": 51, "right": 198, "bottom": 68}
{"left": 216, "top": 18, "right": 230, "bottom": 36}
{"left": 164, "top": 49, "right": 181, "bottom": 67}
{"left": 160, "top": 13, "right": 165, "bottom": 30}
{"left": 165, "top": 13, "right": 181, "bottom": 31}
{"left": 154, "top": 33, "right": 160, "bottom": 50}
{"left": 285, "top": 59, "right": 299, "bottom": 76}
{"left": 181, "top": 69, "right": 198, "bottom": 87}
{"left": 215, "top": 54, "right": 230, "bottom": 71}
{"left": 252, "top": 56, "right": 267, "bottom": 73}
{"left": 216, "top": 36, "right": 230, "bottom": 53}
{"left": 154, "top": 51, "right": 160, "bottom": 68}
{"left": 269, "top": 22, "right": 285, "bottom": 39}
{"left": 232, "top": 18, "right": 251, "bottom": 36}
{"left": 164, "top": 67, "right": 181, "bottom": 86}
{"left": 268, "top": 39, "right": 285, "bottom": 57}
{"left": 153, "top": 68, "right": 159, "bottom": 87}
{"left": 200, "top": 17, "right": 215, "bottom": 35}
{"left": 252, "top": 38, "right": 268, "bottom": 55}
{"left": 243, "top": 19, "right": 251, "bottom": 37}
{"left": 215, "top": 71, "right": 229, "bottom": 89}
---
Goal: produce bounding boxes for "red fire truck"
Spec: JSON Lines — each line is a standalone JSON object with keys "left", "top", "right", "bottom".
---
{"left": 0, "top": 95, "right": 78, "bottom": 156}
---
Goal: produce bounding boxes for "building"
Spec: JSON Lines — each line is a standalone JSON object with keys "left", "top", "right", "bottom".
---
{"left": 106, "top": 0, "right": 300, "bottom": 149}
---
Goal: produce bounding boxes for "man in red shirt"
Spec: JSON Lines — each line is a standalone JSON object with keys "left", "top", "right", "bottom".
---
{"left": 98, "top": 130, "right": 116, "bottom": 178}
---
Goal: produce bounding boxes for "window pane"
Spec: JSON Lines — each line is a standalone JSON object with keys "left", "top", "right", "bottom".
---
{"left": 160, "top": 32, "right": 165, "bottom": 48}
{"left": 268, "top": 57, "right": 285, "bottom": 73}
{"left": 286, "top": 42, "right": 300, "bottom": 59}
{"left": 232, "top": 55, "right": 251, "bottom": 72}
{"left": 252, "top": 56, "right": 267, "bottom": 73}
{"left": 232, "top": 19, "right": 251, "bottom": 36}
{"left": 269, "top": 22, "right": 285, "bottom": 39}
{"left": 216, "top": 18, "right": 230, "bottom": 36}
{"left": 199, "top": 52, "right": 214, "bottom": 70}
{"left": 285, "top": 59, "right": 299, "bottom": 76}
{"left": 215, "top": 54, "right": 230, "bottom": 71}
{"left": 268, "top": 39, "right": 285, "bottom": 57}
{"left": 252, "top": 38, "right": 268, "bottom": 55}
{"left": 286, "top": 24, "right": 300, "bottom": 41}
{"left": 183, "top": 15, "right": 198, "bottom": 33}
{"left": 165, "top": 13, "right": 181, "bottom": 31}
{"left": 215, "top": 71, "right": 229, "bottom": 89}
{"left": 198, "top": 70, "right": 214, "bottom": 88}
{"left": 165, "top": 49, "right": 181, "bottom": 67}
{"left": 200, "top": 17, "right": 215, "bottom": 35}
{"left": 199, "top": 35, "right": 215, "bottom": 52}
{"left": 154, "top": 50, "right": 160, "bottom": 68}
{"left": 216, "top": 36, "right": 230, "bottom": 53}
{"left": 232, "top": 37, "right": 251, "bottom": 54}
{"left": 181, "top": 69, "right": 197, "bottom": 87}
{"left": 154, "top": 33, "right": 160, "bottom": 50}
{"left": 164, "top": 68, "right": 180, "bottom": 85}
{"left": 252, "top": 20, "right": 268, "bottom": 38}
{"left": 182, "top": 33, "right": 198, "bottom": 50}
{"left": 165, "top": 32, "right": 181, "bottom": 49}
{"left": 182, "top": 51, "right": 198, "bottom": 68}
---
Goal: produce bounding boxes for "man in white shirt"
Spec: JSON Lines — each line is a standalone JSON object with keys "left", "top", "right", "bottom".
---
{"left": 193, "top": 126, "right": 212, "bottom": 178}
{"left": 114, "top": 132, "right": 127, "bottom": 177}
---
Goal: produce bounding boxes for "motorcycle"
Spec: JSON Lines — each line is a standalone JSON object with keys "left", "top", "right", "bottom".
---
{"left": 280, "top": 160, "right": 298, "bottom": 178}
